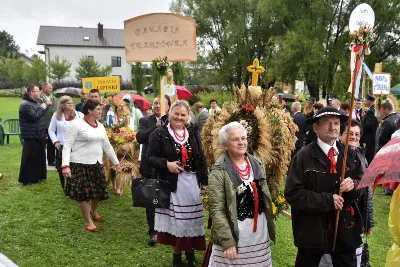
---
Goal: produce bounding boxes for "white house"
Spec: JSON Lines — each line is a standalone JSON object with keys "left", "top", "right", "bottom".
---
{"left": 36, "top": 23, "right": 132, "bottom": 82}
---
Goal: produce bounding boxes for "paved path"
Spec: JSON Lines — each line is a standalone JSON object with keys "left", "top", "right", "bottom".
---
{"left": 0, "top": 254, "right": 18, "bottom": 267}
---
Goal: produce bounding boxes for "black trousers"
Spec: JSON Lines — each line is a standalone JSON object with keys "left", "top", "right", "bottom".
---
{"left": 146, "top": 207, "right": 156, "bottom": 236}
{"left": 295, "top": 248, "right": 357, "bottom": 267}
{"left": 46, "top": 129, "right": 55, "bottom": 164}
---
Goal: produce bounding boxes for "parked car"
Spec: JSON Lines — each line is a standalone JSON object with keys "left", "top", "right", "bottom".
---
{"left": 144, "top": 84, "right": 154, "bottom": 94}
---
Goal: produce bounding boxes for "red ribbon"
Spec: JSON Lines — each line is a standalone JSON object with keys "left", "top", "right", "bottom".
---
{"left": 328, "top": 147, "right": 337, "bottom": 174}
{"left": 251, "top": 182, "right": 258, "bottom": 232}
{"left": 181, "top": 145, "right": 188, "bottom": 166}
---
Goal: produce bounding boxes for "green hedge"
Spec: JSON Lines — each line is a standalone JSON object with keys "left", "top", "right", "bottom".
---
{"left": 197, "top": 90, "right": 234, "bottom": 109}
{"left": 0, "top": 88, "right": 25, "bottom": 98}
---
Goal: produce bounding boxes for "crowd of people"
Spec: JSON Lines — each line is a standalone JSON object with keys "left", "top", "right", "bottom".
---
{"left": 16, "top": 82, "right": 399, "bottom": 267}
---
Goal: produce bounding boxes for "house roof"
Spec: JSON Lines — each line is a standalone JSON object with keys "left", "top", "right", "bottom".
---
{"left": 36, "top": 26, "right": 124, "bottom": 48}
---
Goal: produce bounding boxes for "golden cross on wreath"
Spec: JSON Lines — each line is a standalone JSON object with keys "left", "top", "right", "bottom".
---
{"left": 247, "top": 58, "right": 265, "bottom": 86}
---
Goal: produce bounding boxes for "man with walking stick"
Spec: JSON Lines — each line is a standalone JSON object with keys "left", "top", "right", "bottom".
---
{"left": 285, "top": 107, "right": 363, "bottom": 267}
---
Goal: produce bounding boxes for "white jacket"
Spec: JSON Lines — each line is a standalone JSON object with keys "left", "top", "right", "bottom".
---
{"left": 62, "top": 118, "right": 119, "bottom": 166}
{"left": 48, "top": 111, "right": 83, "bottom": 145}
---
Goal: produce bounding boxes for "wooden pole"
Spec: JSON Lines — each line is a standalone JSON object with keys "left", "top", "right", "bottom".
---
{"left": 160, "top": 76, "right": 166, "bottom": 116}
{"left": 332, "top": 47, "right": 366, "bottom": 251}
{"left": 361, "top": 69, "right": 366, "bottom": 99}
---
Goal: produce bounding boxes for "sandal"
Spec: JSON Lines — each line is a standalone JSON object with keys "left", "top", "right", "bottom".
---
{"left": 90, "top": 211, "right": 103, "bottom": 223}
{"left": 112, "top": 189, "right": 123, "bottom": 196}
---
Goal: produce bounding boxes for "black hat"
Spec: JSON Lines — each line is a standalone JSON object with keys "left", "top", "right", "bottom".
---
{"left": 355, "top": 98, "right": 363, "bottom": 103}
{"left": 306, "top": 106, "right": 349, "bottom": 125}
{"left": 365, "top": 94, "right": 375, "bottom": 102}
{"left": 307, "top": 96, "right": 315, "bottom": 104}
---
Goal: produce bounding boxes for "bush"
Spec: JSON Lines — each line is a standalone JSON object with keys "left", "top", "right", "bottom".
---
{"left": 0, "top": 87, "right": 26, "bottom": 98}
{"left": 0, "top": 80, "right": 28, "bottom": 89}
{"left": 197, "top": 90, "right": 234, "bottom": 109}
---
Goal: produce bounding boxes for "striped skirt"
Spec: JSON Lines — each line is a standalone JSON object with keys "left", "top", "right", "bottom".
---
{"left": 209, "top": 214, "right": 272, "bottom": 266}
{"left": 155, "top": 171, "right": 206, "bottom": 251}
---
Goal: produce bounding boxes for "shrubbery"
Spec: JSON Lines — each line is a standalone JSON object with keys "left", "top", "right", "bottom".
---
{"left": 196, "top": 90, "right": 234, "bottom": 109}
{"left": 0, "top": 87, "right": 25, "bottom": 98}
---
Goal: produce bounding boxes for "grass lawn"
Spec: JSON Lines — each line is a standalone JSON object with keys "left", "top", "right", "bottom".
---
{"left": 0, "top": 96, "right": 393, "bottom": 266}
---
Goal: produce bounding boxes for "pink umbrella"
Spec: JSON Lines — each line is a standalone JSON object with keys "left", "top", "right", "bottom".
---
{"left": 175, "top": 85, "right": 193, "bottom": 100}
{"left": 114, "top": 93, "right": 151, "bottom": 110}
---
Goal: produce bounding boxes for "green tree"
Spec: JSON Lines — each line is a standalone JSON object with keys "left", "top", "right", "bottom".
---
{"left": 151, "top": 64, "right": 161, "bottom": 96}
{"left": 170, "top": 0, "right": 283, "bottom": 89}
{"left": 75, "top": 55, "right": 112, "bottom": 80}
{"left": 0, "top": 31, "right": 20, "bottom": 58}
{"left": 99, "top": 65, "right": 113, "bottom": 77}
{"left": 265, "top": 0, "right": 400, "bottom": 99}
{"left": 170, "top": 62, "right": 185, "bottom": 85}
{"left": 28, "top": 55, "right": 47, "bottom": 83}
{"left": 132, "top": 63, "right": 146, "bottom": 95}
{"left": 48, "top": 56, "right": 72, "bottom": 83}
{"left": 4, "top": 53, "right": 28, "bottom": 81}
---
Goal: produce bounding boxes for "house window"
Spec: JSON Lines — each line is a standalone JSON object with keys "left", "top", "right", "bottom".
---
{"left": 112, "top": 56, "right": 121, "bottom": 67}
{"left": 88, "top": 56, "right": 94, "bottom": 59}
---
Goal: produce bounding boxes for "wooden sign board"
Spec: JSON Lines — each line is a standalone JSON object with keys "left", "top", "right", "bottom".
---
{"left": 124, "top": 13, "right": 197, "bottom": 62}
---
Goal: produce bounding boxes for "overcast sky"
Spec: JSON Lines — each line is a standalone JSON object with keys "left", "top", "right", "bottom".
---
{"left": 1, "top": 0, "right": 172, "bottom": 56}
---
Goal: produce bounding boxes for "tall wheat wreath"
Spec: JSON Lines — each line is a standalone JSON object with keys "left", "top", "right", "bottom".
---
{"left": 201, "top": 59, "right": 298, "bottom": 198}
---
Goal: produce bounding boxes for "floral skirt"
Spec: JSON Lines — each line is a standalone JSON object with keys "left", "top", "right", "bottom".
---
{"left": 66, "top": 162, "right": 109, "bottom": 202}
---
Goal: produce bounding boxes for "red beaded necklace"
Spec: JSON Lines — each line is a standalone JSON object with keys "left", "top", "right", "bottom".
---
{"left": 84, "top": 117, "right": 98, "bottom": 128}
{"left": 170, "top": 124, "right": 186, "bottom": 142}
{"left": 233, "top": 156, "right": 251, "bottom": 180}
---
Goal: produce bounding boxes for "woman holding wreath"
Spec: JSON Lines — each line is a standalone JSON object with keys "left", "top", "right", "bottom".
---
{"left": 207, "top": 121, "right": 275, "bottom": 266}
{"left": 147, "top": 100, "right": 208, "bottom": 267}
{"left": 62, "top": 99, "right": 121, "bottom": 232}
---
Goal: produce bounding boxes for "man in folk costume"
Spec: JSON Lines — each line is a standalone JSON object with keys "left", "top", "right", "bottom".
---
{"left": 285, "top": 107, "right": 363, "bottom": 267}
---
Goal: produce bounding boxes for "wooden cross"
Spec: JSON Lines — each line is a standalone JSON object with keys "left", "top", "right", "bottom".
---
{"left": 247, "top": 59, "right": 265, "bottom": 86}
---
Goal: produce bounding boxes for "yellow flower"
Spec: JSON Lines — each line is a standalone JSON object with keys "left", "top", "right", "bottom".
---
{"left": 276, "top": 196, "right": 285, "bottom": 204}
{"left": 272, "top": 202, "right": 277, "bottom": 215}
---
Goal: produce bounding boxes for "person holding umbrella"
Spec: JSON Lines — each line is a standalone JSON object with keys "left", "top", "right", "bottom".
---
{"left": 285, "top": 106, "right": 363, "bottom": 266}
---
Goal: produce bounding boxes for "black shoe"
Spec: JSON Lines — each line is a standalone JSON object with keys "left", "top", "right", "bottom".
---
{"left": 148, "top": 233, "right": 157, "bottom": 246}
{"left": 378, "top": 188, "right": 393, "bottom": 196}
{"left": 185, "top": 251, "right": 196, "bottom": 267}
{"left": 172, "top": 253, "right": 183, "bottom": 267}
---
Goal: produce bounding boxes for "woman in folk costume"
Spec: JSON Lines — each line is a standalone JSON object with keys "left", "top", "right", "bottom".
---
{"left": 208, "top": 121, "right": 275, "bottom": 266}
{"left": 147, "top": 100, "right": 208, "bottom": 267}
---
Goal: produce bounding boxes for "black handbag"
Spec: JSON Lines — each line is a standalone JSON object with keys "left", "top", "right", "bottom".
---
{"left": 131, "top": 178, "right": 171, "bottom": 209}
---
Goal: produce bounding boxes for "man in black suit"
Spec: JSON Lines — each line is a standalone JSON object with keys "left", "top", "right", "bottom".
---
{"left": 75, "top": 92, "right": 88, "bottom": 113}
{"left": 352, "top": 98, "right": 363, "bottom": 122}
{"left": 291, "top": 102, "right": 306, "bottom": 155}
{"left": 361, "top": 94, "right": 379, "bottom": 164}
{"left": 136, "top": 95, "right": 171, "bottom": 246}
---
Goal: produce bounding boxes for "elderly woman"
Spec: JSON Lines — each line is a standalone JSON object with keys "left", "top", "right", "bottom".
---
{"left": 208, "top": 122, "right": 275, "bottom": 266}
{"left": 49, "top": 96, "right": 83, "bottom": 191}
{"left": 61, "top": 99, "right": 121, "bottom": 232}
{"left": 147, "top": 100, "right": 208, "bottom": 267}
